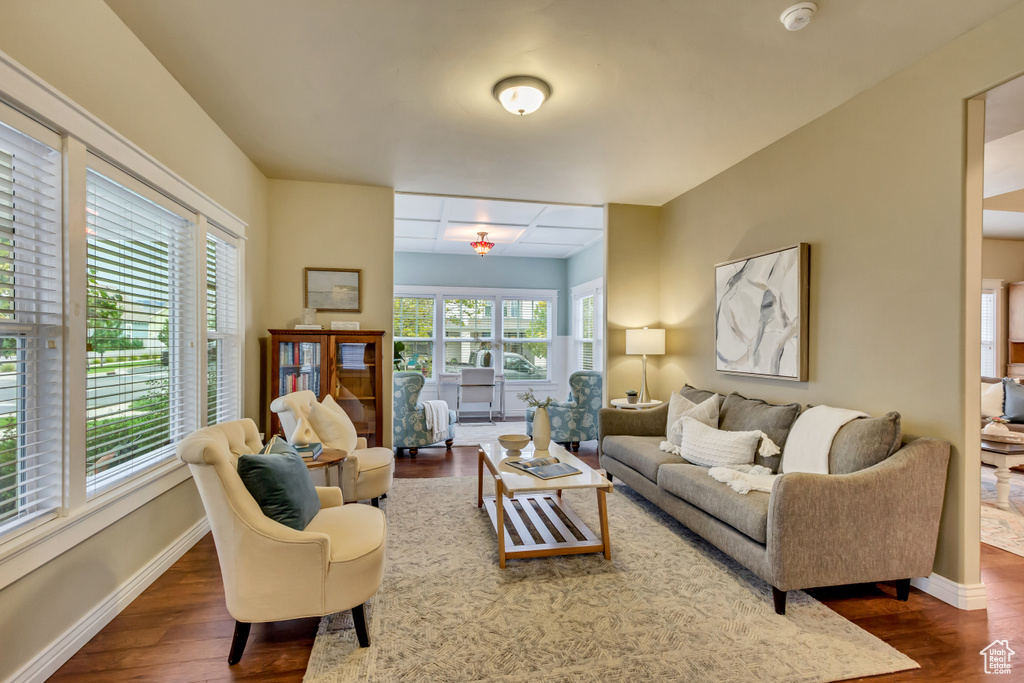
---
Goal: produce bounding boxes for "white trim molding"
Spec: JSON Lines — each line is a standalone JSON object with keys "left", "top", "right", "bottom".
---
{"left": 912, "top": 573, "right": 987, "bottom": 610}
{"left": 9, "top": 516, "right": 210, "bottom": 683}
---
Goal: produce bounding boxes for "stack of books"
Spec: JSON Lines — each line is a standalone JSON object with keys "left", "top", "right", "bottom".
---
{"left": 295, "top": 442, "right": 323, "bottom": 460}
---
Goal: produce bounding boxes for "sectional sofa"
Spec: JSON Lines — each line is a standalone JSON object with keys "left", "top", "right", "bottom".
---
{"left": 598, "top": 385, "right": 950, "bottom": 614}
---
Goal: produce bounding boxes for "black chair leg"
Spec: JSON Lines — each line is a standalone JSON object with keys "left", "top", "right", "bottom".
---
{"left": 772, "top": 587, "right": 787, "bottom": 615}
{"left": 445, "top": 438, "right": 454, "bottom": 450}
{"left": 409, "top": 448, "right": 418, "bottom": 458}
{"left": 895, "top": 578, "right": 911, "bottom": 601}
{"left": 380, "top": 493, "right": 387, "bottom": 500}
{"left": 228, "top": 620, "right": 251, "bottom": 664}
{"left": 352, "top": 603, "right": 370, "bottom": 648}
{"left": 606, "top": 472, "right": 613, "bottom": 483}
{"left": 370, "top": 497, "right": 379, "bottom": 508}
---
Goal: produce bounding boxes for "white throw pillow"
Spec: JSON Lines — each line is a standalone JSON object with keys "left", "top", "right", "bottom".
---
{"left": 677, "top": 416, "right": 760, "bottom": 469}
{"left": 308, "top": 396, "right": 358, "bottom": 453}
{"left": 982, "top": 381, "right": 1005, "bottom": 419}
{"left": 667, "top": 392, "right": 721, "bottom": 446}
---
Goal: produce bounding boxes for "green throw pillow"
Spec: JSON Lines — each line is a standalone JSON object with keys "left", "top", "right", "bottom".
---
{"left": 237, "top": 450, "right": 320, "bottom": 531}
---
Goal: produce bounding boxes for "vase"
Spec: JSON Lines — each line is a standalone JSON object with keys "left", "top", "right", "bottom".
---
{"left": 533, "top": 406, "right": 551, "bottom": 451}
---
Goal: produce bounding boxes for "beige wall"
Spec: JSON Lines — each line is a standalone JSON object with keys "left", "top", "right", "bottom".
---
{"left": 618, "top": 4, "right": 1024, "bottom": 586}
{"left": 0, "top": 2, "right": 268, "bottom": 678}
{"left": 266, "top": 179, "right": 395, "bottom": 445}
{"left": 605, "top": 204, "right": 663, "bottom": 400}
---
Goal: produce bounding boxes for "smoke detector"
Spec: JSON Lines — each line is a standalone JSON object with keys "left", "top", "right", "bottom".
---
{"left": 780, "top": 2, "right": 817, "bottom": 31}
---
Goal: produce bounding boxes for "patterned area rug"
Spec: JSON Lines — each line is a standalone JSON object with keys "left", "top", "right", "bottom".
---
{"left": 981, "top": 465, "right": 1024, "bottom": 557}
{"left": 303, "top": 477, "right": 917, "bottom": 683}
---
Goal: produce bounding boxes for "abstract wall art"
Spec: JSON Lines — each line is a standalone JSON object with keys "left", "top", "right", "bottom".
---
{"left": 715, "top": 243, "right": 809, "bottom": 381}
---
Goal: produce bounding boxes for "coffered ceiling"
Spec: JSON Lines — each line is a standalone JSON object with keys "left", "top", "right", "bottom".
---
{"left": 394, "top": 194, "right": 602, "bottom": 258}
{"left": 103, "top": 0, "right": 1019, "bottom": 207}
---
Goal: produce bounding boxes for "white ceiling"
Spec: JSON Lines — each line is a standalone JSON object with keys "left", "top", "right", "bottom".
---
{"left": 984, "top": 74, "right": 1024, "bottom": 239}
{"left": 103, "top": 0, "right": 1019, "bottom": 207}
{"left": 395, "top": 194, "right": 602, "bottom": 258}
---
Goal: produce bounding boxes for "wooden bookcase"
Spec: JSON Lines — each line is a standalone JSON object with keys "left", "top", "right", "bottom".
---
{"left": 266, "top": 329, "right": 385, "bottom": 446}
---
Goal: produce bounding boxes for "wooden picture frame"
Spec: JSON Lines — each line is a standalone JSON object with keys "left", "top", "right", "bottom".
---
{"left": 304, "top": 267, "right": 362, "bottom": 313}
{"left": 714, "top": 243, "right": 809, "bottom": 381}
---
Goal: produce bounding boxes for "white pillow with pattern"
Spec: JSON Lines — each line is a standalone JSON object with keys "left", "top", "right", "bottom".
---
{"left": 676, "top": 416, "right": 761, "bottom": 468}
{"left": 667, "top": 392, "right": 721, "bottom": 447}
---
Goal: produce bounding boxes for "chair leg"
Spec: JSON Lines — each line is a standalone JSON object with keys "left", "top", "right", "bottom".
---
{"left": 409, "top": 448, "right": 418, "bottom": 457}
{"left": 606, "top": 472, "right": 613, "bottom": 483}
{"left": 772, "top": 587, "right": 787, "bottom": 615}
{"left": 352, "top": 603, "right": 370, "bottom": 648}
{"left": 445, "top": 438, "right": 454, "bottom": 450}
{"left": 370, "top": 497, "right": 379, "bottom": 508}
{"left": 895, "top": 578, "right": 911, "bottom": 601}
{"left": 571, "top": 441, "right": 580, "bottom": 452}
{"left": 228, "top": 620, "right": 251, "bottom": 665}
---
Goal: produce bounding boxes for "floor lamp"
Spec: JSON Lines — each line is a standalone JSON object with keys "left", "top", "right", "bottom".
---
{"left": 625, "top": 327, "right": 665, "bottom": 404}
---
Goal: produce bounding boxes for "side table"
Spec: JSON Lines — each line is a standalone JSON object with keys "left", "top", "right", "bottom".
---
{"left": 304, "top": 447, "right": 347, "bottom": 487}
{"left": 610, "top": 398, "right": 663, "bottom": 410}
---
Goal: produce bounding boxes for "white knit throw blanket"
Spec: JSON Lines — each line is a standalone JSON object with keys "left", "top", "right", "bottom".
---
{"left": 422, "top": 400, "right": 450, "bottom": 442}
{"left": 708, "top": 464, "right": 777, "bottom": 494}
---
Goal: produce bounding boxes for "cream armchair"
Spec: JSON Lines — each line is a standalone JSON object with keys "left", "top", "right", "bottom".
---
{"left": 271, "top": 390, "right": 394, "bottom": 506}
{"left": 177, "top": 419, "right": 387, "bottom": 664}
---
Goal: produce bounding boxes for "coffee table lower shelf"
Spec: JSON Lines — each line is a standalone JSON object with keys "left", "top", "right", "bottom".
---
{"left": 481, "top": 492, "right": 610, "bottom": 566}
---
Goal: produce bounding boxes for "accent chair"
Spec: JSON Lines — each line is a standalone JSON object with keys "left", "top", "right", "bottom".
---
{"left": 393, "top": 371, "right": 457, "bottom": 456}
{"left": 526, "top": 370, "right": 603, "bottom": 450}
{"left": 176, "top": 419, "right": 386, "bottom": 663}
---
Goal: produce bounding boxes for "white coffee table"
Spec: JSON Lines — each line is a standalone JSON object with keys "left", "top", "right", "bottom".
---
{"left": 610, "top": 398, "right": 663, "bottom": 410}
{"left": 981, "top": 439, "right": 1024, "bottom": 511}
{"left": 476, "top": 441, "right": 613, "bottom": 568}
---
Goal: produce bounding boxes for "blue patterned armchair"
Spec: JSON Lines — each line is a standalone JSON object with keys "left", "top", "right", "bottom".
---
{"left": 393, "top": 371, "right": 457, "bottom": 456}
{"left": 526, "top": 371, "right": 603, "bottom": 450}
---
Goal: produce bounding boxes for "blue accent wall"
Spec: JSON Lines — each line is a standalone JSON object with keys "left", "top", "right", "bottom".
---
{"left": 394, "top": 252, "right": 572, "bottom": 335}
{"left": 567, "top": 241, "right": 604, "bottom": 289}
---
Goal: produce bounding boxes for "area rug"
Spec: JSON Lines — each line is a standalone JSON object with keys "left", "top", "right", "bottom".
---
{"left": 452, "top": 421, "right": 528, "bottom": 446}
{"left": 303, "top": 477, "right": 917, "bottom": 682}
{"left": 980, "top": 465, "right": 1024, "bottom": 558}
{"left": 981, "top": 464, "right": 1024, "bottom": 517}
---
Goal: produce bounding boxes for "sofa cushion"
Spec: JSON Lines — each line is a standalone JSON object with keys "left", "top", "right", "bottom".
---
{"left": 676, "top": 417, "right": 760, "bottom": 468}
{"left": 658, "top": 463, "right": 770, "bottom": 544}
{"left": 719, "top": 393, "right": 801, "bottom": 472}
{"left": 982, "top": 381, "right": 1004, "bottom": 419}
{"left": 666, "top": 393, "right": 721, "bottom": 446}
{"left": 1004, "top": 379, "right": 1024, "bottom": 424}
{"left": 680, "top": 384, "right": 718, "bottom": 405}
{"left": 602, "top": 435, "right": 685, "bottom": 482}
{"left": 828, "top": 412, "right": 902, "bottom": 474}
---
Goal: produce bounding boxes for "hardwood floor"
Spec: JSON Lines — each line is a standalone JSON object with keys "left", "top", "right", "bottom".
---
{"left": 49, "top": 444, "right": 1024, "bottom": 682}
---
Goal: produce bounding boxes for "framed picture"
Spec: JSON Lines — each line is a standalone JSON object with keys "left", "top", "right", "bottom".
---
{"left": 304, "top": 267, "right": 362, "bottom": 312}
{"left": 715, "top": 243, "right": 809, "bottom": 381}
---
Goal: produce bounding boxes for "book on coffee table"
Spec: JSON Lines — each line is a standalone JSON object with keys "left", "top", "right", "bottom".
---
{"left": 506, "top": 456, "right": 581, "bottom": 480}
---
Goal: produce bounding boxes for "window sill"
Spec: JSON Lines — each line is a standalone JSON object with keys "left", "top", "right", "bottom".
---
{"left": 0, "top": 459, "right": 194, "bottom": 591}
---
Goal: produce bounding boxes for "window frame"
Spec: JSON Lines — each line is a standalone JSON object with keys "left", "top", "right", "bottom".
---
{"left": 392, "top": 295, "right": 437, "bottom": 380}
{"left": 982, "top": 279, "right": 1003, "bottom": 378}
{"left": 0, "top": 52, "right": 247, "bottom": 590}
{"left": 572, "top": 278, "right": 604, "bottom": 373}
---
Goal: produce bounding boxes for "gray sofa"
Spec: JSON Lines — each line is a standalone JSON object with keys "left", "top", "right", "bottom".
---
{"left": 598, "top": 385, "right": 950, "bottom": 615}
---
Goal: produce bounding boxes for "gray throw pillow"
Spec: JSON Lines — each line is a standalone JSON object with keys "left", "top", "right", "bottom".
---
{"left": 1003, "top": 378, "right": 1024, "bottom": 423}
{"left": 828, "top": 412, "right": 902, "bottom": 474}
{"left": 237, "top": 451, "right": 321, "bottom": 530}
{"left": 679, "top": 384, "right": 718, "bottom": 405}
{"left": 719, "top": 393, "right": 802, "bottom": 472}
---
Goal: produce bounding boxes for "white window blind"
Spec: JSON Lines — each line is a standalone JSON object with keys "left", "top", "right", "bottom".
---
{"left": 444, "top": 297, "right": 494, "bottom": 373}
{"left": 85, "top": 167, "right": 196, "bottom": 496}
{"left": 0, "top": 119, "right": 63, "bottom": 537}
{"left": 982, "top": 289, "right": 996, "bottom": 378}
{"left": 393, "top": 296, "right": 434, "bottom": 378}
{"left": 207, "top": 230, "right": 239, "bottom": 426}
{"left": 501, "top": 298, "right": 550, "bottom": 381}
{"left": 578, "top": 294, "right": 595, "bottom": 370}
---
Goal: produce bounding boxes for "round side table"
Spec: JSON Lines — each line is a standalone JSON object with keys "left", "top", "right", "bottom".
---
{"left": 610, "top": 398, "right": 664, "bottom": 410}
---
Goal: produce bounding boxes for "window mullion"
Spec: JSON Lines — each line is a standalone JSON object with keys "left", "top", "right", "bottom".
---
{"left": 64, "top": 135, "right": 87, "bottom": 513}
{"left": 196, "top": 216, "right": 209, "bottom": 427}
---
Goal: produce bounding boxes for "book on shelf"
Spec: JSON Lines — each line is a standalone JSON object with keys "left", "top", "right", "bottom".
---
{"left": 505, "top": 456, "right": 580, "bottom": 480}
{"left": 294, "top": 442, "right": 323, "bottom": 460}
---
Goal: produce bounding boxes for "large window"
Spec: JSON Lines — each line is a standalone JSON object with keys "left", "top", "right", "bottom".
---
{"left": 982, "top": 285, "right": 998, "bottom": 378}
{"left": 0, "top": 119, "right": 62, "bottom": 537}
{"left": 85, "top": 165, "right": 196, "bottom": 496}
{"left": 502, "top": 299, "right": 549, "bottom": 380}
{"left": 444, "top": 297, "right": 494, "bottom": 373}
{"left": 393, "top": 296, "right": 435, "bottom": 378}
{"left": 572, "top": 279, "right": 603, "bottom": 372}
{"left": 207, "top": 230, "right": 240, "bottom": 425}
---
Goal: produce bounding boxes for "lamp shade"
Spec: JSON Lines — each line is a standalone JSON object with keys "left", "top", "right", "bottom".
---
{"left": 626, "top": 327, "right": 665, "bottom": 355}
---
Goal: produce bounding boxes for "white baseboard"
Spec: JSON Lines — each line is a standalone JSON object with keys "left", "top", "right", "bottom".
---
{"left": 10, "top": 517, "right": 211, "bottom": 683}
{"left": 912, "top": 572, "right": 988, "bottom": 610}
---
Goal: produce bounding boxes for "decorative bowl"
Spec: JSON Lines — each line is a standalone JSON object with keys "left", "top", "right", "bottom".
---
{"left": 498, "top": 434, "right": 531, "bottom": 454}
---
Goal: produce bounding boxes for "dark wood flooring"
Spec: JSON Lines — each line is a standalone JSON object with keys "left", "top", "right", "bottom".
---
{"left": 48, "top": 444, "right": 1024, "bottom": 682}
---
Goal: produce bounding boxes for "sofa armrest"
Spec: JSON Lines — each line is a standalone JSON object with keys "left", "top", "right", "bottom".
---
{"left": 598, "top": 403, "right": 669, "bottom": 453}
{"left": 316, "top": 486, "right": 344, "bottom": 508}
{"left": 766, "top": 437, "right": 950, "bottom": 591}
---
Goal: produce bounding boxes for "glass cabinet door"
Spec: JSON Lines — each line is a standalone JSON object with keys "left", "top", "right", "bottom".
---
{"left": 334, "top": 340, "right": 378, "bottom": 446}
{"left": 277, "top": 340, "right": 322, "bottom": 397}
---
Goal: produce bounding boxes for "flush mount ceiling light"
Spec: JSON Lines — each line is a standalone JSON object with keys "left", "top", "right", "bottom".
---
{"left": 492, "top": 75, "right": 551, "bottom": 116}
{"left": 780, "top": 2, "right": 817, "bottom": 30}
{"left": 470, "top": 231, "right": 495, "bottom": 256}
